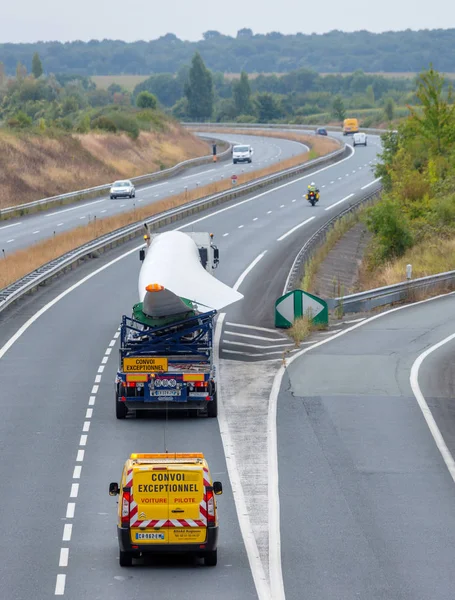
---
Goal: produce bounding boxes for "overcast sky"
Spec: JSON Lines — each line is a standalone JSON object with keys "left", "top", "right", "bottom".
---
{"left": 2, "top": 0, "right": 455, "bottom": 43}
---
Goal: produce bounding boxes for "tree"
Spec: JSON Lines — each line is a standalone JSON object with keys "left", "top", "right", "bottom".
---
{"left": 233, "top": 71, "right": 252, "bottom": 115}
{"left": 32, "top": 52, "right": 43, "bottom": 78}
{"left": 16, "top": 61, "right": 27, "bottom": 80}
{"left": 136, "top": 91, "right": 157, "bottom": 109}
{"left": 332, "top": 95, "right": 346, "bottom": 121}
{"left": 184, "top": 52, "right": 214, "bottom": 121}
{"left": 237, "top": 28, "right": 253, "bottom": 38}
{"left": 408, "top": 66, "right": 455, "bottom": 155}
{"left": 384, "top": 97, "right": 395, "bottom": 121}
{"left": 254, "top": 92, "right": 282, "bottom": 122}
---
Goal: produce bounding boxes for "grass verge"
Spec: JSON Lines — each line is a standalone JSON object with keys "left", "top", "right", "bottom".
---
{"left": 359, "top": 237, "right": 455, "bottom": 290}
{"left": 0, "top": 125, "right": 210, "bottom": 210}
{"left": 0, "top": 133, "right": 338, "bottom": 290}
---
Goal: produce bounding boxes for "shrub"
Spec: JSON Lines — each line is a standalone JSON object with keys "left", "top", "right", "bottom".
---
{"left": 7, "top": 110, "right": 32, "bottom": 128}
{"left": 106, "top": 112, "right": 140, "bottom": 139}
{"left": 136, "top": 91, "right": 158, "bottom": 109}
{"left": 365, "top": 198, "right": 414, "bottom": 263}
{"left": 91, "top": 115, "right": 117, "bottom": 132}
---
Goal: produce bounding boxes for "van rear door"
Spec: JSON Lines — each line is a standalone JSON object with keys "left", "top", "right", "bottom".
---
{"left": 167, "top": 465, "right": 207, "bottom": 544}
{"left": 130, "top": 467, "right": 169, "bottom": 545}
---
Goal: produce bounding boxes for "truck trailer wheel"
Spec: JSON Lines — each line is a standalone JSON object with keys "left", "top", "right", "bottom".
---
{"left": 207, "top": 393, "right": 218, "bottom": 418}
{"left": 119, "top": 550, "right": 133, "bottom": 567}
{"left": 115, "top": 391, "right": 128, "bottom": 419}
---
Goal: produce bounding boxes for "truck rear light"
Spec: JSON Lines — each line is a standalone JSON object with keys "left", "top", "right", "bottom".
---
{"left": 121, "top": 491, "right": 130, "bottom": 525}
{"left": 120, "top": 396, "right": 126, "bottom": 403}
{"left": 206, "top": 490, "right": 215, "bottom": 523}
{"left": 194, "top": 381, "right": 207, "bottom": 388}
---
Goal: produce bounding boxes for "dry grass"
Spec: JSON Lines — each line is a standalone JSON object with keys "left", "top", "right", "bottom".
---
{"left": 359, "top": 238, "right": 455, "bottom": 290}
{"left": 0, "top": 125, "right": 209, "bottom": 210}
{"left": 91, "top": 75, "right": 149, "bottom": 91}
{"left": 288, "top": 316, "right": 312, "bottom": 344}
{"left": 0, "top": 135, "right": 337, "bottom": 290}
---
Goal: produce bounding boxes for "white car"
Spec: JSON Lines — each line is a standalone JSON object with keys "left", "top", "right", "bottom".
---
{"left": 110, "top": 180, "right": 135, "bottom": 199}
{"left": 353, "top": 132, "right": 367, "bottom": 147}
{"left": 232, "top": 145, "right": 253, "bottom": 164}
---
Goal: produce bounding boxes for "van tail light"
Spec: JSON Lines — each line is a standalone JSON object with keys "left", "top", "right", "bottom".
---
{"left": 206, "top": 489, "right": 215, "bottom": 524}
{"left": 121, "top": 490, "right": 130, "bottom": 525}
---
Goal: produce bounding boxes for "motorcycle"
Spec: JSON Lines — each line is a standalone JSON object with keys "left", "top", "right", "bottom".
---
{"left": 306, "top": 190, "right": 320, "bottom": 206}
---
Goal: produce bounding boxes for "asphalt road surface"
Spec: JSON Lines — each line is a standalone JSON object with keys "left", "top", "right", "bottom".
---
{"left": 0, "top": 132, "right": 306, "bottom": 253}
{"left": 0, "top": 132, "right": 381, "bottom": 599}
{"left": 280, "top": 294, "right": 455, "bottom": 600}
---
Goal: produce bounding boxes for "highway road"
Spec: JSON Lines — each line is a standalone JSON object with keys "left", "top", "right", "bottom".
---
{"left": 280, "top": 294, "right": 455, "bottom": 600}
{"left": 0, "top": 132, "right": 306, "bottom": 254}
{"left": 0, "top": 131, "right": 381, "bottom": 599}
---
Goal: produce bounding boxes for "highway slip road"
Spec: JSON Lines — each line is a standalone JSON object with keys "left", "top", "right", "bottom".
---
{"left": 0, "top": 132, "right": 380, "bottom": 599}
{"left": 0, "top": 132, "right": 304, "bottom": 253}
{"left": 280, "top": 293, "right": 455, "bottom": 600}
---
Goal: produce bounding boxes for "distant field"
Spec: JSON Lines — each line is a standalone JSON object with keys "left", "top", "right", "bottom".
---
{"left": 90, "top": 72, "right": 455, "bottom": 90}
{"left": 91, "top": 75, "right": 149, "bottom": 90}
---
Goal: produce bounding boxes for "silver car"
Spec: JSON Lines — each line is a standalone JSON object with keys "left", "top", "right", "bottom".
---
{"left": 110, "top": 180, "right": 136, "bottom": 199}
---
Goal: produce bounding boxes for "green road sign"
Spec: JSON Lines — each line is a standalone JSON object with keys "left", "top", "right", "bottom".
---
{"left": 275, "top": 289, "right": 328, "bottom": 328}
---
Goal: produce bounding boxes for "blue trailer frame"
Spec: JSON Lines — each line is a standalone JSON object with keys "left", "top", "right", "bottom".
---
{"left": 115, "top": 310, "right": 218, "bottom": 419}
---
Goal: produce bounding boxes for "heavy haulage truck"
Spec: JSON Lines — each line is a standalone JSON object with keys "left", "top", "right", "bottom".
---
{"left": 115, "top": 229, "right": 243, "bottom": 419}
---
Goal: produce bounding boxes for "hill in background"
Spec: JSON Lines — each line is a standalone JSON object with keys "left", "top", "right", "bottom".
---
{"left": 1, "top": 28, "right": 455, "bottom": 75}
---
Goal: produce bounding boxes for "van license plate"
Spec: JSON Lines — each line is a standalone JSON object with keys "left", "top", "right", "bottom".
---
{"left": 135, "top": 532, "right": 165, "bottom": 540}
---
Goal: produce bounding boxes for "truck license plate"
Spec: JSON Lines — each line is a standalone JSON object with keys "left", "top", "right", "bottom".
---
{"left": 149, "top": 390, "right": 181, "bottom": 397}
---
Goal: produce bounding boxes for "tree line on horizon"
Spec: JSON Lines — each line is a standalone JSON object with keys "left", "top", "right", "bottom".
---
{"left": 0, "top": 52, "right": 433, "bottom": 130}
{"left": 133, "top": 54, "right": 417, "bottom": 124}
{"left": 1, "top": 28, "right": 455, "bottom": 75}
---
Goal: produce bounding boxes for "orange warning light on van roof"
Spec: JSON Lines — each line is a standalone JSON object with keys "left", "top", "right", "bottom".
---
{"left": 130, "top": 452, "right": 204, "bottom": 460}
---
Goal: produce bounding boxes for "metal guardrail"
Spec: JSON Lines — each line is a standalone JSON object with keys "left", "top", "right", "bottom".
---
{"left": 0, "top": 137, "right": 232, "bottom": 221}
{"left": 0, "top": 143, "right": 348, "bottom": 315}
{"left": 283, "top": 186, "right": 383, "bottom": 295}
{"left": 327, "top": 270, "right": 455, "bottom": 314}
{"left": 183, "top": 122, "right": 390, "bottom": 136}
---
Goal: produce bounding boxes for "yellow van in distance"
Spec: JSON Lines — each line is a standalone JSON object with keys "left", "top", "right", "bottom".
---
{"left": 343, "top": 118, "right": 359, "bottom": 135}
{"left": 109, "top": 452, "right": 222, "bottom": 567}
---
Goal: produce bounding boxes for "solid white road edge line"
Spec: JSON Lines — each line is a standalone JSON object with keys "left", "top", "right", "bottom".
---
{"left": 213, "top": 251, "right": 281, "bottom": 599}
{"left": 277, "top": 216, "right": 315, "bottom": 242}
{"left": 214, "top": 313, "right": 270, "bottom": 600}
{"left": 324, "top": 193, "right": 354, "bottom": 211}
{"left": 361, "top": 177, "right": 381, "bottom": 190}
{"left": 410, "top": 333, "right": 455, "bottom": 481}
{"left": 267, "top": 289, "right": 455, "bottom": 600}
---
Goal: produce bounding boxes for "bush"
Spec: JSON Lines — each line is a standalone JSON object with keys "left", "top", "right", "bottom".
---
{"left": 236, "top": 114, "right": 257, "bottom": 123}
{"left": 91, "top": 115, "right": 117, "bottom": 132}
{"left": 136, "top": 109, "right": 167, "bottom": 131}
{"left": 7, "top": 110, "right": 32, "bottom": 128}
{"left": 108, "top": 112, "right": 140, "bottom": 139}
{"left": 136, "top": 91, "right": 158, "bottom": 110}
{"left": 365, "top": 198, "right": 414, "bottom": 263}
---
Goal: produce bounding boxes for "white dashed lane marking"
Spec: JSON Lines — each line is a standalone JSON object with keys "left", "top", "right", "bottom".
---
{"left": 54, "top": 332, "right": 118, "bottom": 595}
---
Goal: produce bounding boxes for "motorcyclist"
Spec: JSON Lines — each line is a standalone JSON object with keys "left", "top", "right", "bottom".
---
{"left": 307, "top": 182, "right": 319, "bottom": 195}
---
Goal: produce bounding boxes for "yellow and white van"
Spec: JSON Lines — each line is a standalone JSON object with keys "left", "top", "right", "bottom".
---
{"left": 109, "top": 452, "right": 222, "bottom": 567}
